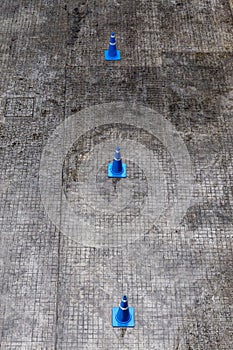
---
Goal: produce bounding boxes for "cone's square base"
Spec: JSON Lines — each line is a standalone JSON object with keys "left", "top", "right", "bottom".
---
{"left": 108, "top": 163, "right": 127, "bottom": 178}
{"left": 104, "top": 50, "right": 121, "bottom": 61}
{"left": 112, "top": 307, "right": 135, "bottom": 328}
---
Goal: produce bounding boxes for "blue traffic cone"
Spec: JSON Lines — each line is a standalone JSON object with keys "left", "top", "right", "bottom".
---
{"left": 104, "top": 32, "right": 121, "bottom": 61}
{"left": 108, "top": 146, "right": 127, "bottom": 178}
{"left": 112, "top": 295, "right": 135, "bottom": 328}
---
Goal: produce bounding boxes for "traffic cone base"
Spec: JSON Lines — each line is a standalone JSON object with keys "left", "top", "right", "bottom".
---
{"left": 104, "top": 49, "right": 121, "bottom": 61}
{"left": 108, "top": 162, "right": 127, "bottom": 178}
{"left": 112, "top": 307, "right": 135, "bottom": 328}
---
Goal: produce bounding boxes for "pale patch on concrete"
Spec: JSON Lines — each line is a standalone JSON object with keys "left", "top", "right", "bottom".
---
{"left": 39, "top": 102, "right": 194, "bottom": 247}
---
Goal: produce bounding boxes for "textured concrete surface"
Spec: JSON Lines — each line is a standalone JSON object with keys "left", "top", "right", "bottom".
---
{"left": 0, "top": 0, "right": 233, "bottom": 349}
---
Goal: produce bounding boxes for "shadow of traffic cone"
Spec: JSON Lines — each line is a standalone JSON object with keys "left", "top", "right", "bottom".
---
{"left": 108, "top": 146, "right": 127, "bottom": 178}
{"left": 112, "top": 295, "right": 135, "bottom": 328}
{"left": 104, "top": 32, "right": 121, "bottom": 61}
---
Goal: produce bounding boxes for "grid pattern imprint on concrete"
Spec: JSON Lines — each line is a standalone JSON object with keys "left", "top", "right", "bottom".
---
{"left": 0, "top": 1, "right": 233, "bottom": 349}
